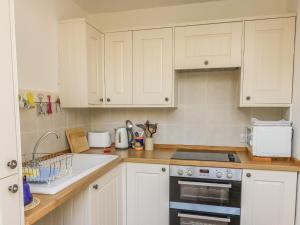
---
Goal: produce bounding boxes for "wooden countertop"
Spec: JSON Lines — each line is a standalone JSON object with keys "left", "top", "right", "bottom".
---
{"left": 25, "top": 145, "right": 300, "bottom": 225}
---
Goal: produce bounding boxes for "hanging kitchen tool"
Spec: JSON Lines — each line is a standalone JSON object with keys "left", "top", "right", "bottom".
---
{"left": 55, "top": 97, "right": 62, "bottom": 112}
{"left": 36, "top": 94, "right": 44, "bottom": 115}
{"left": 47, "top": 95, "right": 52, "bottom": 114}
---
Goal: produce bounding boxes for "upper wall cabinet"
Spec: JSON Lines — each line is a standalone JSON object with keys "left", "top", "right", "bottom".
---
{"left": 59, "top": 19, "right": 105, "bottom": 107}
{"left": 87, "top": 26, "right": 105, "bottom": 105}
{"left": 241, "top": 17, "right": 295, "bottom": 107}
{"left": 133, "top": 28, "right": 173, "bottom": 105}
{"left": 175, "top": 22, "right": 243, "bottom": 70}
{"left": 105, "top": 32, "right": 133, "bottom": 105}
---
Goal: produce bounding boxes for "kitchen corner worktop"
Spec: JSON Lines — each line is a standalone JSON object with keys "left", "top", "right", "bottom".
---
{"left": 25, "top": 145, "right": 300, "bottom": 225}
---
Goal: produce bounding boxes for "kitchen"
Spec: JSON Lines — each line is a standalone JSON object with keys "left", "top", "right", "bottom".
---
{"left": 2, "top": 0, "right": 300, "bottom": 225}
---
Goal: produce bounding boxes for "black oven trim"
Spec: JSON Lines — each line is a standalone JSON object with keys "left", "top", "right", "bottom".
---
{"left": 170, "top": 201, "right": 241, "bottom": 216}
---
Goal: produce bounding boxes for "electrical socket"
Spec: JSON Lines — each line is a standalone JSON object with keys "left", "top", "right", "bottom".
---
{"left": 240, "top": 133, "right": 246, "bottom": 143}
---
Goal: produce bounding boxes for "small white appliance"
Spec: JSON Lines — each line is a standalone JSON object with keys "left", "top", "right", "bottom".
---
{"left": 115, "top": 127, "right": 129, "bottom": 149}
{"left": 246, "top": 125, "right": 293, "bottom": 157}
{"left": 88, "top": 131, "right": 112, "bottom": 148}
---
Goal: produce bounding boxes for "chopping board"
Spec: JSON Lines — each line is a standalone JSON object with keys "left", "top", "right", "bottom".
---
{"left": 66, "top": 128, "right": 89, "bottom": 153}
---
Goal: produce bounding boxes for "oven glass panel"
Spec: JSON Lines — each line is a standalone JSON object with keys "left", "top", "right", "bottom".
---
{"left": 179, "top": 181, "right": 230, "bottom": 204}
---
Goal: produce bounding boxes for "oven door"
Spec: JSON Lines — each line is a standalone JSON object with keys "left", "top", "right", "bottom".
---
{"left": 170, "top": 207, "right": 240, "bottom": 225}
{"left": 170, "top": 176, "right": 241, "bottom": 207}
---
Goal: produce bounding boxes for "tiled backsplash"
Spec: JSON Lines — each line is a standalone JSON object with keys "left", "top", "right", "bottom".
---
{"left": 90, "top": 70, "right": 284, "bottom": 147}
{"left": 19, "top": 70, "right": 285, "bottom": 152}
{"left": 20, "top": 108, "right": 90, "bottom": 155}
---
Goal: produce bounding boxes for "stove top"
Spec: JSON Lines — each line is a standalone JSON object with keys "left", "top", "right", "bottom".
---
{"left": 171, "top": 149, "right": 241, "bottom": 163}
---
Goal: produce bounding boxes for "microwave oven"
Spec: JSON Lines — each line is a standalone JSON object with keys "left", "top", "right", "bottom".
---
{"left": 246, "top": 125, "right": 293, "bottom": 157}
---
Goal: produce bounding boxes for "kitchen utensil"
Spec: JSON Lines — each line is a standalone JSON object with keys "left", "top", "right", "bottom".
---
{"left": 37, "top": 94, "right": 44, "bottom": 115}
{"left": 47, "top": 95, "right": 52, "bottom": 114}
{"left": 126, "top": 120, "right": 134, "bottom": 147}
{"left": 115, "top": 127, "right": 129, "bottom": 149}
{"left": 55, "top": 97, "right": 62, "bottom": 112}
{"left": 88, "top": 131, "right": 112, "bottom": 148}
{"left": 66, "top": 128, "right": 90, "bottom": 153}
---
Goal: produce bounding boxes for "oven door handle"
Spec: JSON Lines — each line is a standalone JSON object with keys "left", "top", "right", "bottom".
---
{"left": 178, "top": 180, "right": 232, "bottom": 189}
{"left": 178, "top": 213, "right": 231, "bottom": 223}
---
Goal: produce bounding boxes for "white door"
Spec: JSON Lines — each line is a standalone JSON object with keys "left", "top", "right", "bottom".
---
{"left": 133, "top": 28, "right": 173, "bottom": 105}
{"left": 0, "top": 175, "right": 22, "bottom": 225}
{"left": 87, "top": 25, "right": 105, "bottom": 105}
{"left": 127, "top": 163, "right": 169, "bottom": 225}
{"left": 105, "top": 32, "right": 133, "bottom": 105}
{"left": 175, "top": 22, "right": 243, "bottom": 69}
{"left": 0, "top": 0, "right": 19, "bottom": 179}
{"left": 90, "top": 164, "right": 125, "bottom": 225}
{"left": 241, "top": 170, "right": 297, "bottom": 225}
{"left": 241, "top": 17, "right": 295, "bottom": 106}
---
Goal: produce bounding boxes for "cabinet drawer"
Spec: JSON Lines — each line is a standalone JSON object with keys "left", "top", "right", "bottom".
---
{"left": 175, "top": 22, "right": 243, "bottom": 70}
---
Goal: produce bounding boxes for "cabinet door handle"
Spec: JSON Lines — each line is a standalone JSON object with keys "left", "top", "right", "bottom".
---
{"left": 93, "top": 184, "right": 99, "bottom": 190}
{"left": 246, "top": 173, "right": 251, "bottom": 178}
{"left": 165, "top": 97, "right": 169, "bottom": 102}
{"left": 7, "top": 160, "right": 17, "bottom": 169}
{"left": 100, "top": 98, "right": 104, "bottom": 102}
{"left": 8, "top": 184, "right": 18, "bottom": 193}
{"left": 162, "top": 167, "right": 166, "bottom": 172}
{"left": 246, "top": 96, "right": 251, "bottom": 101}
{"left": 204, "top": 60, "right": 209, "bottom": 66}
{"left": 107, "top": 98, "right": 111, "bottom": 103}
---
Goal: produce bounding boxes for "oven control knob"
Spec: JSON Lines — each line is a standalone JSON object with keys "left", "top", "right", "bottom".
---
{"left": 216, "top": 171, "right": 223, "bottom": 178}
{"left": 226, "top": 172, "right": 233, "bottom": 179}
{"left": 187, "top": 170, "right": 193, "bottom": 176}
{"left": 177, "top": 169, "right": 184, "bottom": 176}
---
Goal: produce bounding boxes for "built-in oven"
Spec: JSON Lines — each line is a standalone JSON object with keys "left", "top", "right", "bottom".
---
{"left": 170, "top": 165, "right": 242, "bottom": 225}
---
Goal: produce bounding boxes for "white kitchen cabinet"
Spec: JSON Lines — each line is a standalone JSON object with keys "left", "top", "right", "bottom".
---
{"left": 0, "top": 0, "right": 22, "bottom": 223}
{"left": 87, "top": 26, "right": 105, "bottom": 105}
{"left": 133, "top": 28, "right": 174, "bottom": 105}
{"left": 105, "top": 32, "right": 133, "bottom": 105}
{"left": 59, "top": 19, "right": 105, "bottom": 107}
{"left": 127, "top": 163, "right": 169, "bottom": 225}
{"left": 241, "top": 169, "right": 297, "bottom": 225}
{"left": 0, "top": 0, "right": 20, "bottom": 180}
{"left": 241, "top": 17, "right": 295, "bottom": 106}
{"left": 175, "top": 22, "right": 243, "bottom": 70}
{"left": 89, "top": 164, "right": 126, "bottom": 225}
{"left": 0, "top": 174, "right": 22, "bottom": 225}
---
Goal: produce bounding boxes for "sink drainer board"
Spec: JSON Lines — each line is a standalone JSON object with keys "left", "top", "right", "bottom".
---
{"left": 22, "top": 153, "right": 73, "bottom": 184}
{"left": 23, "top": 153, "right": 119, "bottom": 195}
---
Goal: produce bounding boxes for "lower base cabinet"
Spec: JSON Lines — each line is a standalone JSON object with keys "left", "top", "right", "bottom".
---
{"left": 0, "top": 174, "right": 22, "bottom": 225}
{"left": 241, "top": 169, "right": 297, "bottom": 225}
{"left": 126, "top": 163, "right": 169, "bottom": 225}
{"left": 89, "top": 164, "right": 126, "bottom": 225}
{"left": 34, "top": 164, "right": 125, "bottom": 225}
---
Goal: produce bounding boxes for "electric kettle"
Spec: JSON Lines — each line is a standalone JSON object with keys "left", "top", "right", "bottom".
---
{"left": 115, "top": 127, "right": 129, "bottom": 149}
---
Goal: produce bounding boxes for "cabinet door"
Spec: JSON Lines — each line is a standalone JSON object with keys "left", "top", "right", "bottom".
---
{"left": 127, "top": 163, "right": 169, "bottom": 225}
{"left": 105, "top": 32, "right": 133, "bottom": 105}
{"left": 241, "top": 18, "right": 295, "bottom": 106}
{"left": 0, "top": 175, "right": 22, "bottom": 225}
{"left": 90, "top": 164, "right": 125, "bottom": 225}
{"left": 87, "top": 25, "right": 105, "bottom": 105}
{"left": 175, "top": 22, "right": 243, "bottom": 69}
{"left": 0, "top": 0, "right": 19, "bottom": 179}
{"left": 133, "top": 28, "right": 173, "bottom": 105}
{"left": 241, "top": 170, "right": 297, "bottom": 225}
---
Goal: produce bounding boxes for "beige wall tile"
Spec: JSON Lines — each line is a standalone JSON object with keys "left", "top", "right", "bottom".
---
{"left": 90, "top": 70, "right": 285, "bottom": 147}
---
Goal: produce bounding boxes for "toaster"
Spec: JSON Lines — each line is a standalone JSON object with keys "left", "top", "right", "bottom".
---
{"left": 88, "top": 131, "right": 112, "bottom": 148}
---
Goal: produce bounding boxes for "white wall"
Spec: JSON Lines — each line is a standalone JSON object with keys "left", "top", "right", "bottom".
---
{"left": 14, "top": 0, "right": 87, "bottom": 92}
{"left": 88, "top": 0, "right": 295, "bottom": 31}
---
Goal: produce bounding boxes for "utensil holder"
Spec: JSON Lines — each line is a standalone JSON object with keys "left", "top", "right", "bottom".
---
{"left": 145, "top": 138, "right": 154, "bottom": 151}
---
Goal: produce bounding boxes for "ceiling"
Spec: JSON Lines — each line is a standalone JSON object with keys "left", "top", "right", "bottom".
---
{"left": 72, "top": 0, "right": 222, "bottom": 14}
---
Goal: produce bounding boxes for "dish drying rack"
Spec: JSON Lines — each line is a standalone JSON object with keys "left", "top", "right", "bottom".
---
{"left": 22, "top": 153, "right": 73, "bottom": 184}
